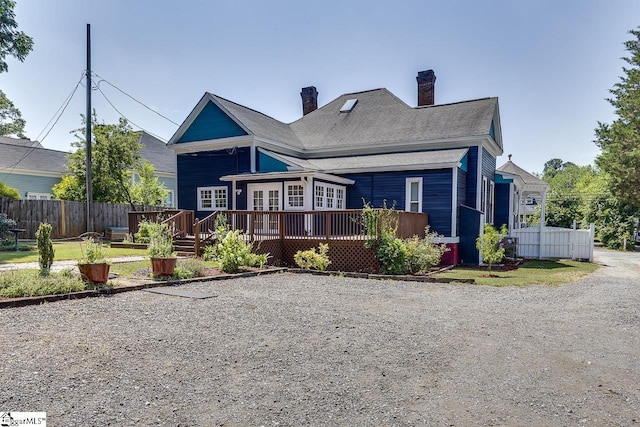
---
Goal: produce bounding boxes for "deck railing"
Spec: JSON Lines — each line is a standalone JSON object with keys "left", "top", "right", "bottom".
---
{"left": 198, "top": 209, "right": 428, "bottom": 242}
{"left": 162, "top": 210, "right": 195, "bottom": 238}
{"left": 127, "top": 209, "right": 186, "bottom": 236}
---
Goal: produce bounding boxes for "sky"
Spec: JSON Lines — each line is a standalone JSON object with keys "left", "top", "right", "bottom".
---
{"left": 2, "top": 0, "right": 639, "bottom": 175}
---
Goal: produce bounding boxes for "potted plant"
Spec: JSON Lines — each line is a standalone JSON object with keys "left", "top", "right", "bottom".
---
{"left": 146, "top": 221, "right": 177, "bottom": 277}
{"left": 78, "top": 237, "right": 110, "bottom": 285}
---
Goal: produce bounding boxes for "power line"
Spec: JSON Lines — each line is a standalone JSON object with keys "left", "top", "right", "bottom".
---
{"left": 92, "top": 72, "right": 180, "bottom": 126}
{"left": 94, "top": 84, "right": 168, "bottom": 142}
{"left": 1, "top": 73, "right": 84, "bottom": 181}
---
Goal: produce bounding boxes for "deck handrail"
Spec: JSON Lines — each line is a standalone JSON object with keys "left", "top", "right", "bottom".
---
{"left": 161, "top": 210, "right": 194, "bottom": 238}
{"left": 193, "top": 211, "right": 218, "bottom": 256}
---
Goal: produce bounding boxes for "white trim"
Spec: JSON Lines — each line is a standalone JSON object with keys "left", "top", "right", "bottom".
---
{"left": 433, "top": 236, "right": 460, "bottom": 244}
{"left": 508, "top": 182, "right": 514, "bottom": 231}
{"left": 0, "top": 169, "right": 63, "bottom": 178}
{"left": 169, "top": 136, "right": 254, "bottom": 154}
{"left": 220, "top": 171, "right": 354, "bottom": 185}
{"left": 451, "top": 168, "right": 458, "bottom": 237}
{"left": 405, "top": 177, "right": 423, "bottom": 213}
{"left": 197, "top": 186, "right": 228, "bottom": 211}
{"left": 25, "top": 192, "right": 53, "bottom": 200}
{"left": 164, "top": 189, "right": 175, "bottom": 208}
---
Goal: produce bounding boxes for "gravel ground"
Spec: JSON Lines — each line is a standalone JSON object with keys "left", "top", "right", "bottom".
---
{"left": 0, "top": 248, "right": 639, "bottom": 426}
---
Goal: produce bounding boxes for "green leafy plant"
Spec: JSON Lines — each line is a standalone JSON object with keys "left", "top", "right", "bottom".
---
{"left": 404, "top": 227, "right": 449, "bottom": 274}
{"left": 172, "top": 258, "right": 207, "bottom": 279}
{"left": 476, "top": 223, "right": 508, "bottom": 271}
{"left": 134, "top": 220, "right": 154, "bottom": 243}
{"left": 145, "top": 221, "right": 175, "bottom": 258}
{"left": 36, "top": 222, "right": 54, "bottom": 276}
{"left": 0, "top": 213, "right": 17, "bottom": 241}
{"left": 78, "top": 237, "right": 108, "bottom": 264}
{"left": 214, "top": 229, "right": 268, "bottom": 273}
{"left": 375, "top": 233, "right": 408, "bottom": 275}
{"left": 362, "top": 200, "right": 408, "bottom": 274}
{"left": 294, "top": 243, "right": 331, "bottom": 270}
{"left": 0, "top": 270, "right": 85, "bottom": 298}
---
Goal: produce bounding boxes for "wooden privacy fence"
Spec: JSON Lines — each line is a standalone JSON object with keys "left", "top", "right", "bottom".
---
{"left": 0, "top": 197, "right": 160, "bottom": 239}
{"left": 510, "top": 223, "right": 595, "bottom": 262}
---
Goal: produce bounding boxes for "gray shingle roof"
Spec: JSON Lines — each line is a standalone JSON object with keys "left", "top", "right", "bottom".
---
{"left": 497, "top": 160, "right": 548, "bottom": 187}
{"left": 210, "top": 94, "right": 304, "bottom": 149}
{"left": 290, "top": 89, "right": 497, "bottom": 151}
{"left": 138, "top": 132, "right": 176, "bottom": 174}
{"left": 0, "top": 142, "right": 68, "bottom": 174}
{"left": 183, "top": 89, "right": 499, "bottom": 155}
{"left": 0, "top": 136, "right": 43, "bottom": 148}
{"left": 267, "top": 148, "right": 469, "bottom": 173}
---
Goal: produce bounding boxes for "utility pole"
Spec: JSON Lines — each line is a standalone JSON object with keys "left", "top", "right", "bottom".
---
{"left": 85, "top": 23, "right": 93, "bottom": 232}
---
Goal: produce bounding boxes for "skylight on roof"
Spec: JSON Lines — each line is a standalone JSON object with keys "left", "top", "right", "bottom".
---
{"left": 340, "top": 98, "right": 358, "bottom": 112}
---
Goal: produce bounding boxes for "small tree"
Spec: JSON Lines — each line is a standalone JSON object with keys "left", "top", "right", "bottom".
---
{"left": 0, "top": 180, "right": 20, "bottom": 199}
{"left": 36, "top": 222, "right": 54, "bottom": 276}
{"left": 476, "top": 223, "right": 508, "bottom": 271}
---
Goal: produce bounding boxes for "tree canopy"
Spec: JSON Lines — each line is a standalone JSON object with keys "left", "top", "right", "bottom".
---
{"left": 53, "top": 115, "right": 169, "bottom": 208}
{"left": 594, "top": 28, "right": 640, "bottom": 211}
{"left": 0, "top": 0, "right": 33, "bottom": 137}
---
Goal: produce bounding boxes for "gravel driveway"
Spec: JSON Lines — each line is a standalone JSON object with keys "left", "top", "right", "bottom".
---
{"left": 1, "top": 248, "right": 638, "bottom": 426}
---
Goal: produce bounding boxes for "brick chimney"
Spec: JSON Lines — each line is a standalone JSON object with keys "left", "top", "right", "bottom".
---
{"left": 301, "top": 86, "right": 318, "bottom": 115}
{"left": 416, "top": 69, "right": 436, "bottom": 106}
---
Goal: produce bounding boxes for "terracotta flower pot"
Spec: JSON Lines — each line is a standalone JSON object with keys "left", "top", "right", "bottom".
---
{"left": 78, "top": 262, "right": 110, "bottom": 285}
{"left": 151, "top": 257, "right": 177, "bottom": 277}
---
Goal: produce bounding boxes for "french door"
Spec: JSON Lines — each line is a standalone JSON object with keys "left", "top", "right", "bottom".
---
{"left": 247, "top": 183, "right": 281, "bottom": 234}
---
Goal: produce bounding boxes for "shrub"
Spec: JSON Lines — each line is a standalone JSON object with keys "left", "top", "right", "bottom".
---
{"left": 78, "top": 237, "right": 107, "bottom": 264}
{"left": 404, "top": 227, "right": 450, "bottom": 274}
{"left": 173, "top": 258, "right": 207, "bottom": 279}
{"left": 294, "top": 243, "right": 331, "bottom": 270}
{"left": 134, "top": 220, "right": 153, "bottom": 243}
{"left": 215, "top": 229, "right": 268, "bottom": 273}
{"left": 476, "top": 223, "right": 508, "bottom": 270}
{"left": 36, "top": 222, "right": 54, "bottom": 276}
{"left": 375, "top": 233, "right": 408, "bottom": 275}
{"left": 0, "top": 213, "right": 17, "bottom": 241}
{"left": 145, "top": 221, "right": 175, "bottom": 258}
{"left": 0, "top": 270, "right": 85, "bottom": 298}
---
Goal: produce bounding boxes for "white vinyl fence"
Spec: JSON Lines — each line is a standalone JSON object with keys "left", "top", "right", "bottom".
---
{"left": 510, "top": 223, "right": 595, "bottom": 262}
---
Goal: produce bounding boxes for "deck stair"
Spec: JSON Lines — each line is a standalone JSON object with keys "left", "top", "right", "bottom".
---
{"left": 173, "top": 236, "right": 197, "bottom": 256}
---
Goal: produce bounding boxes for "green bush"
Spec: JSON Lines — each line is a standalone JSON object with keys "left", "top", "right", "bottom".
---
{"left": 214, "top": 229, "right": 268, "bottom": 273}
{"left": 78, "top": 237, "right": 108, "bottom": 264}
{"left": 404, "top": 227, "right": 449, "bottom": 274}
{"left": 145, "top": 221, "right": 175, "bottom": 258}
{"left": 36, "top": 222, "right": 54, "bottom": 276}
{"left": 476, "top": 223, "right": 508, "bottom": 270}
{"left": 375, "top": 233, "right": 408, "bottom": 275}
{"left": 134, "top": 220, "right": 153, "bottom": 243}
{"left": 173, "top": 258, "right": 207, "bottom": 279}
{"left": 294, "top": 243, "right": 331, "bottom": 270}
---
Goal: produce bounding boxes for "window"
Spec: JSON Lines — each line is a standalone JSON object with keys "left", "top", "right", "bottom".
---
{"left": 405, "top": 178, "right": 423, "bottom": 212}
{"left": 285, "top": 183, "right": 305, "bottom": 209}
{"left": 315, "top": 185, "right": 325, "bottom": 208}
{"left": 487, "top": 181, "right": 495, "bottom": 224}
{"left": 197, "top": 186, "right": 227, "bottom": 211}
{"left": 480, "top": 178, "right": 494, "bottom": 223}
{"left": 315, "top": 183, "right": 346, "bottom": 210}
{"left": 164, "top": 190, "right": 175, "bottom": 208}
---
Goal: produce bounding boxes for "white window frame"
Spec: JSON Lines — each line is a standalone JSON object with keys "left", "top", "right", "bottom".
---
{"left": 285, "top": 182, "right": 305, "bottom": 210}
{"left": 164, "top": 190, "right": 175, "bottom": 208}
{"left": 405, "top": 177, "right": 423, "bottom": 213}
{"left": 314, "top": 182, "right": 346, "bottom": 210}
{"left": 487, "top": 180, "right": 495, "bottom": 224}
{"left": 197, "top": 186, "right": 228, "bottom": 211}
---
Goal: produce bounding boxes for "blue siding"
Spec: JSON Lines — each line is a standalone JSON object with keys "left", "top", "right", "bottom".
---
{"left": 258, "top": 151, "right": 289, "bottom": 172}
{"left": 177, "top": 101, "right": 248, "bottom": 143}
{"left": 460, "top": 152, "right": 468, "bottom": 172}
{"left": 481, "top": 147, "right": 496, "bottom": 181}
{"left": 177, "top": 147, "right": 251, "bottom": 217}
{"left": 343, "top": 169, "right": 454, "bottom": 236}
{"left": 456, "top": 168, "right": 467, "bottom": 237}
{"left": 494, "top": 183, "right": 511, "bottom": 229}
{"left": 465, "top": 146, "right": 479, "bottom": 209}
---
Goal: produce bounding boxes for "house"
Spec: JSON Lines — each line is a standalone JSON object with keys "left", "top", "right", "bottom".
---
{"left": 0, "top": 137, "right": 68, "bottom": 199}
{"left": 495, "top": 156, "right": 550, "bottom": 229}
{"left": 0, "top": 132, "right": 178, "bottom": 206}
{"left": 168, "top": 69, "right": 507, "bottom": 265}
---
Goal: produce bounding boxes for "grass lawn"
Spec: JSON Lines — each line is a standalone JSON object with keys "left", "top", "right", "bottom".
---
{"left": 439, "top": 259, "right": 600, "bottom": 286}
{"left": 0, "top": 241, "right": 146, "bottom": 264}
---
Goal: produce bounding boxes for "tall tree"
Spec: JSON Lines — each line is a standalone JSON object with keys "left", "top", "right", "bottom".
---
{"left": 0, "top": 0, "right": 33, "bottom": 137}
{"left": 129, "top": 160, "right": 169, "bottom": 207}
{"left": 53, "top": 116, "right": 142, "bottom": 205}
{"left": 0, "top": 0, "right": 33, "bottom": 73}
{"left": 594, "top": 28, "right": 640, "bottom": 211}
{"left": 0, "top": 89, "right": 25, "bottom": 137}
